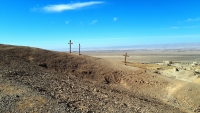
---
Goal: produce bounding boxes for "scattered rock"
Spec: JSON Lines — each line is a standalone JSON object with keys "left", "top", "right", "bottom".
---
{"left": 173, "top": 68, "right": 179, "bottom": 72}
{"left": 38, "top": 63, "right": 47, "bottom": 68}
{"left": 0, "top": 44, "right": 187, "bottom": 113}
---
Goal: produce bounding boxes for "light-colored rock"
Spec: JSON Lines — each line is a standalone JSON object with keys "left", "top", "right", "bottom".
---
{"left": 191, "top": 62, "right": 199, "bottom": 66}
{"left": 195, "top": 69, "right": 200, "bottom": 74}
{"left": 163, "top": 60, "right": 173, "bottom": 65}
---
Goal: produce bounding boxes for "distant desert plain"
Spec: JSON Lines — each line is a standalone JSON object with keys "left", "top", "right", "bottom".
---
{"left": 82, "top": 49, "right": 200, "bottom": 63}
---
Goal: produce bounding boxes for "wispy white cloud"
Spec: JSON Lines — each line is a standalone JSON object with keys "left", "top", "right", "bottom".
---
{"left": 170, "top": 25, "right": 199, "bottom": 29}
{"left": 151, "top": 35, "right": 200, "bottom": 38}
{"left": 186, "top": 17, "right": 200, "bottom": 22}
{"left": 183, "top": 25, "right": 199, "bottom": 28}
{"left": 113, "top": 17, "right": 117, "bottom": 21}
{"left": 43, "top": 1, "right": 104, "bottom": 12}
{"left": 74, "top": 35, "right": 200, "bottom": 42}
{"left": 171, "top": 27, "right": 179, "bottom": 29}
{"left": 65, "top": 21, "right": 69, "bottom": 24}
{"left": 177, "top": 17, "right": 200, "bottom": 23}
{"left": 90, "top": 20, "right": 98, "bottom": 24}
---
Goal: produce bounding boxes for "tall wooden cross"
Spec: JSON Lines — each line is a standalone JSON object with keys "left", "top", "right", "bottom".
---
{"left": 123, "top": 52, "right": 129, "bottom": 63}
{"left": 68, "top": 40, "right": 73, "bottom": 53}
{"left": 79, "top": 43, "right": 81, "bottom": 55}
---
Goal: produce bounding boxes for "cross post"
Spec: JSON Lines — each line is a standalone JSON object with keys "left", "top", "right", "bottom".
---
{"left": 123, "top": 52, "right": 129, "bottom": 63}
{"left": 79, "top": 43, "right": 81, "bottom": 55}
{"left": 68, "top": 40, "right": 73, "bottom": 53}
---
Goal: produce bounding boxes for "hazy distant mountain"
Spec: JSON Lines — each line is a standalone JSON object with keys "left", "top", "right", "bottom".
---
{"left": 111, "top": 43, "right": 200, "bottom": 50}
{"left": 53, "top": 43, "right": 200, "bottom": 51}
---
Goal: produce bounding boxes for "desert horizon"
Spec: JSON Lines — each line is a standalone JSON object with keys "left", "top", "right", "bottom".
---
{"left": 51, "top": 42, "right": 200, "bottom": 51}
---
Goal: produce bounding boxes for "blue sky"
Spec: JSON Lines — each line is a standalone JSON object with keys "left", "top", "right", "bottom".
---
{"left": 0, "top": 0, "right": 200, "bottom": 50}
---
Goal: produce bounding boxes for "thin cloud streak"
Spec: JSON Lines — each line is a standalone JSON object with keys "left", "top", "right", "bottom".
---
{"left": 147, "top": 35, "right": 200, "bottom": 38}
{"left": 171, "top": 27, "right": 179, "bottom": 29}
{"left": 177, "top": 17, "right": 200, "bottom": 23}
{"left": 170, "top": 25, "right": 199, "bottom": 29}
{"left": 187, "top": 17, "right": 200, "bottom": 22}
{"left": 43, "top": 1, "right": 104, "bottom": 12}
{"left": 90, "top": 20, "right": 98, "bottom": 24}
{"left": 80, "top": 35, "right": 200, "bottom": 41}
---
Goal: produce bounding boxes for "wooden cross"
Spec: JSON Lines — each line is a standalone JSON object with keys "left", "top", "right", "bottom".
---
{"left": 79, "top": 43, "right": 81, "bottom": 55}
{"left": 123, "top": 52, "right": 129, "bottom": 63}
{"left": 68, "top": 40, "right": 73, "bottom": 53}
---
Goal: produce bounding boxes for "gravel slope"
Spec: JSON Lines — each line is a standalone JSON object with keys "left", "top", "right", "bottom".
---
{"left": 0, "top": 44, "right": 186, "bottom": 113}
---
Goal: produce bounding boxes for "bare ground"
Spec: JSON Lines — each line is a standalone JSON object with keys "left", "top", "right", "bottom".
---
{"left": 0, "top": 44, "right": 199, "bottom": 112}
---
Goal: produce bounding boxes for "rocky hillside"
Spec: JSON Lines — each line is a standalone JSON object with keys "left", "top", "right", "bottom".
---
{"left": 0, "top": 44, "right": 188, "bottom": 112}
